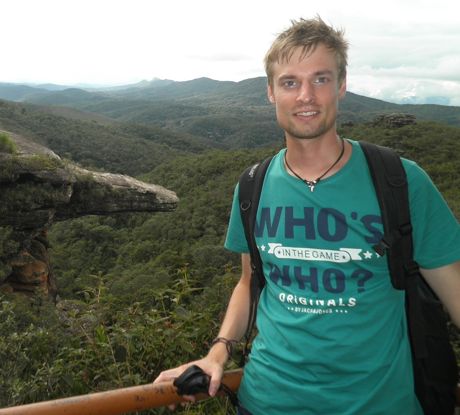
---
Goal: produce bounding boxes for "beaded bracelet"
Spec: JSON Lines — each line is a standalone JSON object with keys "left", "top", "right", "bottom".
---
{"left": 211, "top": 337, "right": 238, "bottom": 356}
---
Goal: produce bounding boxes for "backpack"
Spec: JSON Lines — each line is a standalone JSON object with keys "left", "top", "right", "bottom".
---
{"left": 238, "top": 141, "right": 458, "bottom": 415}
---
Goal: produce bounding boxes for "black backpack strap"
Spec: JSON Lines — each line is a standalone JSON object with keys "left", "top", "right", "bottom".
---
{"left": 359, "top": 141, "right": 416, "bottom": 289}
{"left": 238, "top": 156, "right": 273, "bottom": 362}
{"left": 360, "top": 141, "right": 426, "bottom": 351}
{"left": 360, "top": 141, "right": 434, "bottom": 401}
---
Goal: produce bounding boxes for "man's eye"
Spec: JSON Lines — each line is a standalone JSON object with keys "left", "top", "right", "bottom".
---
{"left": 313, "top": 76, "right": 329, "bottom": 85}
{"left": 282, "top": 80, "right": 297, "bottom": 88}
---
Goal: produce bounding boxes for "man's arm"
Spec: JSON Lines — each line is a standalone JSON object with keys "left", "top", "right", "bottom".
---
{"left": 420, "top": 260, "right": 460, "bottom": 328}
{"left": 153, "top": 253, "right": 252, "bottom": 398}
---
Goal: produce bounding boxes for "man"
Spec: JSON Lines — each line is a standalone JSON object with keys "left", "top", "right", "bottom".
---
{"left": 154, "top": 17, "right": 460, "bottom": 414}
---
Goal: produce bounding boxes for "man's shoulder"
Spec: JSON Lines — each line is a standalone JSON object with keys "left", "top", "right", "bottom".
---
{"left": 400, "top": 157, "right": 431, "bottom": 184}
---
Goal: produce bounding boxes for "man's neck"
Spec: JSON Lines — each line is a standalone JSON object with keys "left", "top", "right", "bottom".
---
{"left": 284, "top": 134, "right": 350, "bottom": 182}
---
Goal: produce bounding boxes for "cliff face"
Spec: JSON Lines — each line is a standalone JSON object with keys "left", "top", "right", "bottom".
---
{"left": 0, "top": 130, "right": 178, "bottom": 299}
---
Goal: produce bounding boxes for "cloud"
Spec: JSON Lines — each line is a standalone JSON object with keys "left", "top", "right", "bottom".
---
{"left": 348, "top": 71, "right": 460, "bottom": 106}
{"left": 185, "top": 53, "right": 252, "bottom": 63}
{"left": 1, "top": 0, "right": 459, "bottom": 106}
{"left": 346, "top": 17, "right": 460, "bottom": 105}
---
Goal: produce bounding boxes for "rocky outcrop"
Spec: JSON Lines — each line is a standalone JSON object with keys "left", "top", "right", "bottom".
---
{"left": 372, "top": 113, "right": 416, "bottom": 128}
{"left": 0, "top": 130, "right": 178, "bottom": 300}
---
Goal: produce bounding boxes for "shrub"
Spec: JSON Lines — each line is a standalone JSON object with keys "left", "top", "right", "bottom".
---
{"left": 0, "top": 132, "right": 16, "bottom": 154}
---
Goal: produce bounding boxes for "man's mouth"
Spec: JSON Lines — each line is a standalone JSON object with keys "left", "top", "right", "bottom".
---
{"left": 296, "top": 111, "right": 319, "bottom": 117}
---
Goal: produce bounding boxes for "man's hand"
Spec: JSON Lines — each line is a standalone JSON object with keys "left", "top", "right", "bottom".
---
{"left": 153, "top": 356, "right": 225, "bottom": 410}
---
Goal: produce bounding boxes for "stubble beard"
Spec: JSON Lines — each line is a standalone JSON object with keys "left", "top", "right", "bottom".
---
{"left": 282, "top": 116, "right": 334, "bottom": 141}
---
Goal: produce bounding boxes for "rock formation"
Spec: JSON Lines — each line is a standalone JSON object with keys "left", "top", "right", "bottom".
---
{"left": 0, "top": 129, "right": 178, "bottom": 300}
{"left": 372, "top": 113, "right": 417, "bottom": 128}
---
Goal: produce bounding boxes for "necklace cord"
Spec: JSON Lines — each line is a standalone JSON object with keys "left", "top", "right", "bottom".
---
{"left": 284, "top": 137, "right": 345, "bottom": 190}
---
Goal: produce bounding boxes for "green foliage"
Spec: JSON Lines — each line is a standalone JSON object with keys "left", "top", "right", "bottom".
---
{"left": 0, "top": 153, "right": 63, "bottom": 184}
{"left": 0, "top": 132, "right": 16, "bottom": 153}
{"left": 0, "top": 295, "right": 63, "bottom": 404}
{"left": 20, "top": 154, "right": 62, "bottom": 170}
{"left": 0, "top": 271, "right": 237, "bottom": 413}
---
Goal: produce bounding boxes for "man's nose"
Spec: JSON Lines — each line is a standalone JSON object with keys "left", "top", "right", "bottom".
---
{"left": 296, "top": 83, "right": 315, "bottom": 104}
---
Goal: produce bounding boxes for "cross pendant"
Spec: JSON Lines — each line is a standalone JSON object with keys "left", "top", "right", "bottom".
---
{"left": 305, "top": 180, "right": 317, "bottom": 192}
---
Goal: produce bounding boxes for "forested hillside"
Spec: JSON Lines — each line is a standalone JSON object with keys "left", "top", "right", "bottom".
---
{"left": 2, "top": 78, "right": 460, "bottom": 145}
{"left": 1, "top": 87, "right": 459, "bottom": 414}
{"left": 0, "top": 100, "right": 217, "bottom": 175}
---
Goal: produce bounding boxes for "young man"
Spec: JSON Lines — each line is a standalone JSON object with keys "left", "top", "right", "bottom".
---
{"left": 154, "top": 17, "right": 460, "bottom": 414}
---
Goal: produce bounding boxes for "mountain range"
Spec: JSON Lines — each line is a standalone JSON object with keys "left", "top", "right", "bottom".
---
{"left": 1, "top": 77, "right": 460, "bottom": 127}
{"left": 1, "top": 77, "right": 459, "bottom": 167}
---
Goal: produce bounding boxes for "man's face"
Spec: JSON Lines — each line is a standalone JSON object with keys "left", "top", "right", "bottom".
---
{"left": 267, "top": 44, "right": 346, "bottom": 142}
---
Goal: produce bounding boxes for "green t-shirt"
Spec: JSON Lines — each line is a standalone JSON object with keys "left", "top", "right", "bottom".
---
{"left": 224, "top": 140, "right": 460, "bottom": 415}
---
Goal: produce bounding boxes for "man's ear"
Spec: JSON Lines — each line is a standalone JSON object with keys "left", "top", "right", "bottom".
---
{"left": 267, "top": 83, "right": 275, "bottom": 104}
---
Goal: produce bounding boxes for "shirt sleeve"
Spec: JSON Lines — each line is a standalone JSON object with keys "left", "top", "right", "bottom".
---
{"left": 224, "top": 183, "right": 250, "bottom": 254}
{"left": 405, "top": 160, "right": 460, "bottom": 269}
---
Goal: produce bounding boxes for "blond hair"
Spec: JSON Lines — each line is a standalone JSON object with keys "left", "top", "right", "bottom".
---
{"left": 264, "top": 16, "right": 348, "bottom": 85}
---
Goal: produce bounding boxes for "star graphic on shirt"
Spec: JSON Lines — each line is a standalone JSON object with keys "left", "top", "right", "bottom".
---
{"left": 259, "top": 245, "right": 266, "bottom": 251}
{"left": 363, "top": 251, "right": 373, "bottom": 259}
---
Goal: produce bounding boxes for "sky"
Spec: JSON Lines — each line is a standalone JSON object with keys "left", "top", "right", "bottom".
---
{"left": 1, "top": 0, "right": 460, "bottom": 105}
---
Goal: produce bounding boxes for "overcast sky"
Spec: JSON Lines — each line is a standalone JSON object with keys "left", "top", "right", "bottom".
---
{"left": 1, "top": 0, "right": 459, "bottom": 105}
